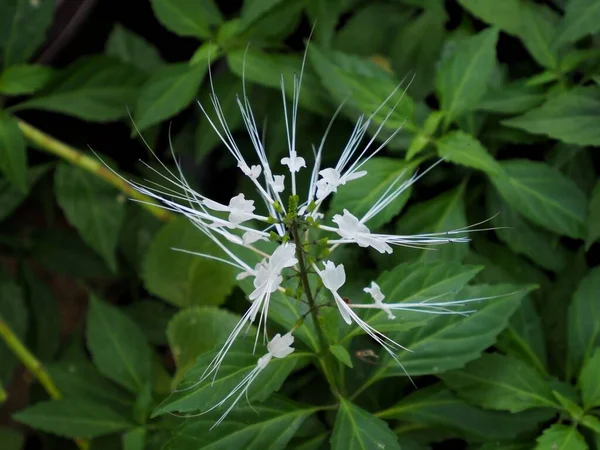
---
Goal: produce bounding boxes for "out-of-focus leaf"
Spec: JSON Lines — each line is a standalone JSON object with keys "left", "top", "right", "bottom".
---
{"left": 548, "top": 145, "right": 596, "bottom": 195}
{"left": 151, "top": 0, "right": 222, "bottom": 38}
{"left": 238, "top": 0, "right": 303, "bottom": 41}
{"left": 119, "top": 205, "right": 161, "bottom": 272}
{"left": 305, "top": 0, "right": 344, "bottom": 48}
{"left": 534, "top": 424, "right": 587, "bottom": 450}
{"left": 105, "top": 25, "right": 164, "bottom": 73}
{"left": 142, "top": 218, "right": 237, "bottom": 307}
{"left": 435, "top": 131, "right": 502, "bottom": 176}
{"left": 503, "top": 87, "right": 600, "bottom": 146}
{"left": 55, "top": 164, "right": 125, "bottom": 272}
{"left": 0, "top": 65, "right": 53, "bottom": 95}
{"left": 0, "top": 111, "right": 27, "bottom": 193}
{"left": 555, "top": 0, "right": 600, "bottom": 45}
{"left": 478, "top": 82, "right": 545, "bottom": 114}
{"left": 123, "top": 427, "right": 146, "bottom": 450}
{"left": 0, "top": 165, "right": 48, "bottom": 222}
{"left": 329, "top": 344, "right": 353, "bottom": 368}
{"left": 0, "top": 274, "right": 27, "bottom": 386}
{"left": 125, "top": 300, "right": 174, "bottom": 346}
{"left": 490, "top": 159, "right": 587, "bottom": 239}
{"left": 12, "top": 56, "right": 146, "bottom": 122}
{"left": 0, "top": 427, "right": 23, "bottom": 450}
{"left": 586, "top": 181, "right": 600, "bottom": 250}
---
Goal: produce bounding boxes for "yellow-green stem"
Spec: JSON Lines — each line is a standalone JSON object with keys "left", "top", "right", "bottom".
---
{"left": 17, "top": 119, "right": 173, "bottom": 222}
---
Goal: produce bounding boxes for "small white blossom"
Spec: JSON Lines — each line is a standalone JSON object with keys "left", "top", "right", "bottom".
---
{"left": 228, "top": 194, "right": 256, "bottom": 226}
{"left": 272, "top": 174, "right": 285, "bottom": 193}
{"left": 267, "top": 332, "right": 295, "bottom": 359}
{"left": 332, "top": 210, "right": 392, "bottom": 254}
{"left": 281, "top": 150, "right": 306, "bottom": 173}
{"left": 239, "top": 163, "right": 262, "bottom": 179}
{"left": 364, "top": 282, "right": 395, "bottom": 320}
{"left": 242, "top": 230, "right": 266, "bottom": 245}
{"left": 315, "top": 168, "right": 367, "bottom": 200}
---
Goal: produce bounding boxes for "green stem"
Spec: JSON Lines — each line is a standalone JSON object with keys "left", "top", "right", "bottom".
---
{"left": 16, "top": 119, "right": 173, "bottom": 222}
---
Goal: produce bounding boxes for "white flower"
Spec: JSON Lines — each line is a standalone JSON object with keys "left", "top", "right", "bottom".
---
{"left": 315, "top": 168, "right": 367, "bottom": 200}
{"left": 267, "top": 332, "right": 295, "bottom": 358}
{"left": 332, "top": 210, "right": 392, "bottom": 254}
{"left": 272, "top": 175, "right": 285, "bottom": 193}
{"left": 228, "top": 194, "right": 255, "bottom": 226}
{"left": 242, "top": 230, "right": 266, "bottom": 245}
{"left": 364, "top": 281, "right": 395, "bottom": 320}
{"left": 281, "top": 150, "right": 306, "bottom": 173}
{"left": 320, "top": 260, "right": 346, "bottom": 292}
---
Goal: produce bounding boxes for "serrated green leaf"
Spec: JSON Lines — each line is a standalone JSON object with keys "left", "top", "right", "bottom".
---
{"left": 163, "top": 396, "right": 316, "bottom": 450}
{"left": 436, "top": 131, "right": 502, "bottom": 176}
{"left": 87, "top": 296, "right": 152, "bottom": 393}
{"left": 0, "top": 164, "right": 48, "bottom": 222}
{"left": 329, "top": 157, "right": 417, "bottom": 230}
{"left": 0, "top": 275, "right": 27, "bottom": 386}
{"left": 0, "top": 65, "right": 53, "bottom": 95}
{"left": 534, "top": 424, "right": 587, "bottom": 450}
{"left": 331, "top": 398, "right": 400, "bottom": 450}
{"left": 134, "top": 62, "right": 206, "bottom": 132}
{"left": 14, "top": 399, "right": 134, "bottom": 439}
{"left": 0, "top": 0, "right": 54, "bottom": 66}
{"left": 55, "top": 163, "right": 125, "bottom": 271}
{"left": 377, "top": 384, "right": 553, "bottom": 442}
{"left": 441, "top": 353, "right": 559, "bottom": 412}
{"left": 436, "top": 28, "right": 498, "bottom": 126}
{"left": 503, "top": 87, "right": 600, "bottom": 146}
{"left": 105, "top": 25, "right": 164, "bottom": 73}
{"left": 478, "top": 82, "right": 545, "bottom": 114}
{"left": 555, "top": 0, "right": 600, "bottom": 45}
{"left": 0, "top": 111, "right": 27, "bottom": 193}
{"left": 11, "top": 56, "right": 146, "bottom": 122}
{"left": 151, "top": 0, "right": 222, "bottom": 38}
{"left": 142, "top": 218, "right": 237, "bottom": 307}
{"left": 154, "top": 341, "right": 300, "bottom": 415}
{"left": 330, "top": 344, "right": 353, "bottom": 368}
{"left": 490, "top": 159, "right": 587, "bottom": 239}
{"left": 587, "top": 181, "right": 600, "bottom": 249}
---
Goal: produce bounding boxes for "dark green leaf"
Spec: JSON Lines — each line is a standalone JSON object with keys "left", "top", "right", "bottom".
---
{"left": 441, "top": 353, "right": 559, "bottom": 412}
{"left": 0, "top": 65, "right": 53, "bottom": 95}
{"left": 238, "top": 0, "right": 303, "bottom": 40}
{"left": 151, "top": 0, "right": 222, "bottom": 38}
{"left": 87, "top": 296, "right": 152, "bottom": 393}
{"left": 14, "top": 399, "right": 134, "bottom": 439}
{"left": 0, "top": 112, "right": 27, "bottom": 193}
{"left": 555, "top": 0, "right": 600, "bottom": 45}
{"left": 436, "top": 131, "right": 502, "bottom": 176}
{"left": 587, "top": 181, "right": 600, "bottom": 249}
{"left": 548, "top": 145, "right": 596, "bottom": 196}
{"left": 435, "top": 28, "right": 499, "bottom": 126}
{"left": 330, "top": 344, "right": 353, "bottom": 368}
{"left": 163, "top": 396, "right": 316, "bottom": 450}
{"left": 12, "top": 56, "right": 146, "bottom": 122}
{"left": 119, "top": 205, "right": 161, "bottom": 271}
{"left": 0, "top": 0, "right": 54, "bottom": 66}
{"left": 458, "top": 0, "right": 521, "bottom": 35}
{"left": 125, "top": 300, "right": 174, "bottom": 346}
{"left": 0, "top": 165, "right": 48, "bottom": 222}
{"left": 0, "top": 427, "right": 23, "bottom": 450}
{"left": 134, "top": 62, "right": 206, "bottom": 132}
{"left": 0, "top": 275, "right": 27, "bottom": 385}
{"left": 331, "top": 398, "right": 400, "bottom": 450}
{"left": 490, "top": 159, "right": 587, "bottom": 239}
{"left": 503, "top": 87, "right": 600, "bottom": 146}
{"left": 105, "top": 25, "right": 164, "bottom": 73}
{"left": 55, "top": 163, "right": 125, "bottom": 271}
{"left": 123, "top": 427, "right": 146, "bottom": 450}
{"left": 534, "top": 424, "right": 587, "bottom": 450}
{"left": 239, "top": 0, "right": 285, "bottom": 32}
{"left": 142, "top": 218, "right": 237, "bottom": 307}
{"left": 478, "top": 82, "right": 545, "bottom": 114}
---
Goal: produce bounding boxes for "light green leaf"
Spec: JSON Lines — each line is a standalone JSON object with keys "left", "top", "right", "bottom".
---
{"left": 154, "top": 341, "right": 300, "bottom": 415}
{"left": 587, "top": 181, "right": 600, "bottom": 249}
{"left": 0, "top": 65, "right": 53, "bottom": 95}
{"left": 0, "top": 165, "right": 48, "bottom": 222}
{"left": 0, "top": 275, "right": 27, "bottom": 386}
{"left": 582, "top": 415, "right": 600, "bottom": 433}
{"left": 11, "top": 56, "right": 146, "bottom": 122}
{"left": 14, "top": 399, "right": 134, "bottom": 439}
{"left": 163, "top": 396, "right": 316, "bottom": 450}
{"left": 134, "top": 62, "right": 206, "bottom": 132}
{"left": 55, "top": 163, "right": 125, "bottom": 271}
{"left": 441, "top": 353, "right": 559, "bottom": 412}
{"left": 151, "top": 0, "right": 222, "bottom": 38}
{"left": 436, "top": 28, "right": 498, "bottom": 126}
{"left": 142, "top": 218, "right": 237, "bottom": 307}
{"left": 458, "top": 0, "right": 521, "bottom": 35}
{"left": 329, "top": 157, "right": 417, "bottom": 230}
{"left": 503, "top": 87, "right": 600, "bottom": 146}
{"left": 331, "top": 398, "right": 400, "bottom": 450}
{"left": 568, "top": 267, "right": 600, "bottom": 376}
{"left": 0, "top": 0, "right": 54, "bottom": 66}
{"left": 534, "top": 424, "right": 587, "bottom": 450}
{"left": 490, "top": 159, "right": 587, "bottom": 239}
{"left": 377, "top": 384, "right": 553, "bottom": 441}
{"left": 330, "top": 344, "right": 353, "bottom": 368}
{"left": 478, "top": 82, "right": 545, "bottom": 114}
{"left": 555, "top": 0, "right": 600, "bottom": 45}
{"left": 436, "top": 131, "right": 502, "bottom": 176}
{"left": 87, "top": 296, "right": 152, "bottom": 393}
{"left": 488, "top": 187, "right": 566, "bottom": 272}
{"left": 105, "top": 25, "right": 164, "bottom": 73}
{"left": 0, "top": 111, "right": 27, "bottom": 193}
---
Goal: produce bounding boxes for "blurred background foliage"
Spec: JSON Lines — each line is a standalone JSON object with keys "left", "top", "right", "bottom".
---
{"left": 0, "top": 0, "right": 599, "bottom": 449}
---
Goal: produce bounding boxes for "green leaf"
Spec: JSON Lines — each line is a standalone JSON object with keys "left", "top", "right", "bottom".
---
{"left": 0, "top": 65, "right": 53, "bottom": 95}
{"left": 134, "top": 62, "right": 206, "bottom": 132}
{"left": 154, "top": 341, "right": 300, "bottom": 415}
{"left": 503, "top": 87, "right": 600, "bottom": 146}
{"left": 490, "top": 159, "right": 587, "bottom": 239}
{"left": 548, "top": 145, "right": 596, "bottom": 196}
{"left": 329, "top": 157, "right": 417, "bottom": 230}
{"left": 11, "top": 56, "right": 146, "bottom": 122}
{"left": 0, "top": 165, "right": 48, "bottom": 222}
{"left": 330, "top": 344, "right": 353, "bottom": 368}
{"left": 569, "top": 267, "right": 600, "bottom": 378}
{"left": 377, "top": 384, "right": 553, "bottom": 442}
{"left": 488, "top": 187, "right": 566, "bottom": 272}
{"left": 105, "top": 25, "right": 164, "bottom": 73}
{"left": 458, "top": 0, "right": 521, "bottom": 35}
{"left": 0, "top": 275, "right": 27, "bottom": 386}
{"left": 239, "top": 0, "right": 284, "bottom": 32}
{"left": 435, "top": 28, "right": 499, "bottom": 126}
{"left": 0, "top": 427, "right": 23, "bottom": 450}
{"left": 331, "top": 398, "right": 400, "bottom": 450}
{"left": 55, "top": 163, "right": 125, "bottom": 271}
{"left": 586, "top": 181, "right": 600, "bottom": 249}
{"left": 151, "top": 0, "right": 222, "bottom": 38}
{"left": 0, "top": 111, "right": 27, "bottom": 193}
{"left": 14, "top": 399, "right": 134, "bottom": 439}
{"left": 555, "top": 0, "right": 600, "bottom": 45}
{"left": 166, "top": 306, "right": 245, "bottom": 383}
{"left": 125, "top": 300, "right": 174, "bottom": 346}
{"left": 163, "top": 396, "right": 316, "bottom": 450}
{"left": 119, "top": 205, "right": 161, "bottom": 272}
{"left": 237, "top": 0, "right": 303, "bottom": 41}
{"left": 0, "top": 0, "right": 54, "bottom": 66}
{"left": 435, "top": 131, "right": 502, "bottom": 176}
{"left": 478, "top": 82, "right": 545, "bottom": 114}
{"left": 123, "top": 427, "right": 146, "bottom": 450}
{"left": 582, "top": 415, "right": 600, "bottom": 433}
{"left": 142, "top": 218, "right": 237, "bottom": 307}
{"left": 441, "top": 353, "right": 559, "bottom": 412}
{"left": 87, "top": 296, "right": 152, "bottom": 393}
{"left": 534, "top": 424, "right": 587, "bottom": 450}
